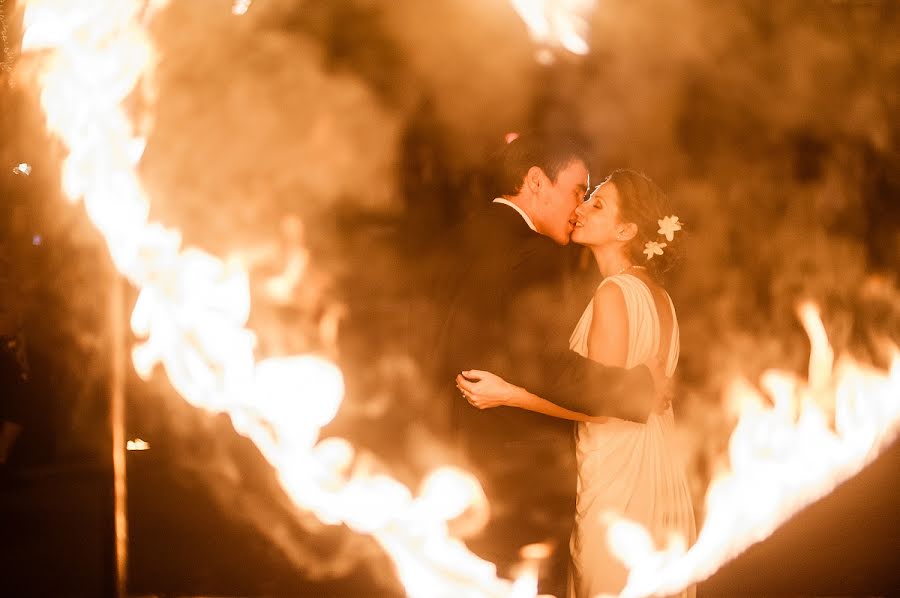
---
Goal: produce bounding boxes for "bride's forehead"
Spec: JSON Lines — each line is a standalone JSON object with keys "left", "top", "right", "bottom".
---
{"left": 587, "top": 181, "right": 618, "bottom": 203}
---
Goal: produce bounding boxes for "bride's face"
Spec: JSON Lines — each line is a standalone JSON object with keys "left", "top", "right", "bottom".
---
{"left": 571, "top": 181, "right": 627, "bottom": 247}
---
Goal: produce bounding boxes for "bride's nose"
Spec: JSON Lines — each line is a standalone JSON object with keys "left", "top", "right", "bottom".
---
{"left": 574, "top": 202, "right": 587, "bottom": 217}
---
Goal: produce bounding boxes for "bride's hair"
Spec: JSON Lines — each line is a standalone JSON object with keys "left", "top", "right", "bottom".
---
{"left": 606, "top": 169, "right": 684, "bottom": 282}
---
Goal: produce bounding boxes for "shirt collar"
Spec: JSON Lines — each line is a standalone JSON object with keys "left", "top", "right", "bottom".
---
{"left": 492, "top": 198, "right": 537, "bottom": 232}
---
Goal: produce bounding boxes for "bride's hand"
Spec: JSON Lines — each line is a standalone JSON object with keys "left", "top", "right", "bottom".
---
{"left": 455, "top": 369, "right": 519, "bottom": 410}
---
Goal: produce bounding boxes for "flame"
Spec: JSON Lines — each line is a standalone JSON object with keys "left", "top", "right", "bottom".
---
{"left": 13, "top": 162, "right": 32, "bottom": 175}
{"left": 509, "top": 0, "right": 597, "bottom": 59}
{"left": 231, "top": 0, "right": 251, "bottom": 16}
{"left": 605, "top": 303, "right": 900, "bottom": 598}
{"left": 18, "top": 1, "right": 529, "bottom": 596}
{"left": 126, "top": 438, "right": 150, "bottom": 451}
{"left": 511, "top": 542, "right": 554, "bottom": 598}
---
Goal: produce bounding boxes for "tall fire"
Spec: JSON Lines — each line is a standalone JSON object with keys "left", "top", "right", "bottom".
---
{"left": 17, "top": 1, "right": 522, "bottom": 597}
{"left": 603, "top": 303, "right": 899, "bottom": 598}
{"left": 12, "top": 0, "right": 899, "bottom": 597}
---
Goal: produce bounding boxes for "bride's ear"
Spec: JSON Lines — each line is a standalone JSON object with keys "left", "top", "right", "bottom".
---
{"left": 618, "top": 222, "right": 638, "bottom": 242}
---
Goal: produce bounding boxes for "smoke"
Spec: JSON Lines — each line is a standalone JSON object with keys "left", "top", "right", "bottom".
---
{"left": 141, "top": 1, "right": 403, "bottom": 225}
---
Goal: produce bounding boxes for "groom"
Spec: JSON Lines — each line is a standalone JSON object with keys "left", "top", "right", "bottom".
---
{"left": 431, "top": 132, "right": 658, "bottom": 591}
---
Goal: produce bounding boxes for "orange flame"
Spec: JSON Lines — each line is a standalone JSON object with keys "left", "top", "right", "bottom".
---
{"left": 19, "top": 1, "right": 531, "bottom": 596}
{"left": 509, "top": 0, "right": 596, "bottom": 59}
{"left": 13, "top": 162, "right": 32, "bottom": 175}
{"left": 231, "top": 0, "right": 251, "bottom": 16}
{"left": 605, "top": 303, "right": 900, "bottom": 598}
{"left": 125, "top": 438, "right": 150, "bottom": 451}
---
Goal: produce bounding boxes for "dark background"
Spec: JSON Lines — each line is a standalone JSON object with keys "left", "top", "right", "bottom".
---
{"left": 1, "top": 0, "right": 898, "bottom": 596}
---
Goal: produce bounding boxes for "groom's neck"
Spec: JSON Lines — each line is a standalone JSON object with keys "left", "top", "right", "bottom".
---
{"left": 502, "top": 194, "right": 539, "bottom": 226}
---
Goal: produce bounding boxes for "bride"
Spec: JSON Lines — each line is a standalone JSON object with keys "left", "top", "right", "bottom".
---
{"left": 457, "top": 169, "right": 696, "bottom": 598}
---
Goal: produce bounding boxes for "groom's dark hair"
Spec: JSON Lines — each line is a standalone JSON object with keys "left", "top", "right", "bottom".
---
{"left": 492, "top": 132, "right": 590, "bottom": 197}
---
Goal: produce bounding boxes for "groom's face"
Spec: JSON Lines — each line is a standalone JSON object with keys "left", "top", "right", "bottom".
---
{"left": 539, "top": 159, "right": 589, "bottom": 245}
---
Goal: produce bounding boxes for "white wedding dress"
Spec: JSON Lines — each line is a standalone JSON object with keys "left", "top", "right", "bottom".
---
{"left": 567, "top": 273, "right": 696, "bottom": 598}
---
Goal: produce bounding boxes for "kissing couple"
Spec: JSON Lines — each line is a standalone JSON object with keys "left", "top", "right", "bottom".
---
{"left": 432, "top": 132, "right": 696, "bottom": 598}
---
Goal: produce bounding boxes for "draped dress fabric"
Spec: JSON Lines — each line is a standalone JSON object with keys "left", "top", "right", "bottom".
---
{"left": 567, "top": 273, "right": 696, "bottom": 598}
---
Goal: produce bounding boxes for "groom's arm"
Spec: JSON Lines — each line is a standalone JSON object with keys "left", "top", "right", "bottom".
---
{"left": 499, "top": 241, "right": 657, "bottom": 422}
{"left": 530, "top": 348, "right": 655, "bottom": 422}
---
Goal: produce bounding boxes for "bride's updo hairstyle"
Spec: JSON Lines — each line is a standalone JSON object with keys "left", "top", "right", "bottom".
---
{"left": 607, "top": 169, "right": 684, "bottom": 282}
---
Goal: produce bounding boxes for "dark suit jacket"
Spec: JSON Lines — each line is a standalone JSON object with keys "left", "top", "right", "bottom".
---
{"left": 431, "top": 201, "right": 655, "bottom": 450}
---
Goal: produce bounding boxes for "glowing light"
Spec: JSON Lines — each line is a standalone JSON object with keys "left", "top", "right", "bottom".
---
{"left": 508, "top": 563, "right": 538, "bottom": 598}
{"left": 512, "top": 543, "right": 553, "bottom": 598}
{"left": 519, "top": 542, "right": 552, "bottom": 561}
{"left": 606, "top": 303, "right": 900, "bottom": 598}
{"left": 12, "top": 162, "right": 32, "bottom": 175}
{"left": 509, "top": 0, "right": 597, "bottom": 59}
{"left": 232, "top": 0, "right": 251, "bottom": 16}
{"left": 126, "top": 438, "right": 150, "bottom": 451}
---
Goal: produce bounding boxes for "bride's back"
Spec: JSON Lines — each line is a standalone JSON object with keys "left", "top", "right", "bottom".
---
{"left": 626, "top": 269, "right": 679, "bottom": 375}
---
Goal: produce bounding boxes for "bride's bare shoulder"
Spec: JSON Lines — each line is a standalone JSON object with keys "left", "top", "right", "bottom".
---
{"left": 588, "top": 280, "right": 628, "bottom": 365}
{"left": 591, "top": 280, "right": 627, "bottom": 322}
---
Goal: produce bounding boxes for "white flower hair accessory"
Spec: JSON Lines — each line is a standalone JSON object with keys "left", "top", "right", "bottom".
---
{"left": 657, "top": 215, "right": 682, "bottom": 242}
{"left": 643, "top": 241, "right": 667, "bottom": 260}
{"left": 641, "top": 214, "right": 683, "bottom": 260}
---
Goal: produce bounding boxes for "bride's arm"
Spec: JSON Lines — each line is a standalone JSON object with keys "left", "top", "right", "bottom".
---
{"left": 507, "top": 385, "right": 610, "bottom": 423}
{"left": 456, "top": 370, "right": 607, "bottom": 423}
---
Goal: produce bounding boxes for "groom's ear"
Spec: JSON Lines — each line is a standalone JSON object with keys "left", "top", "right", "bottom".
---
{"left": 526, "top": 166, "right": 544, "bottom": 193}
